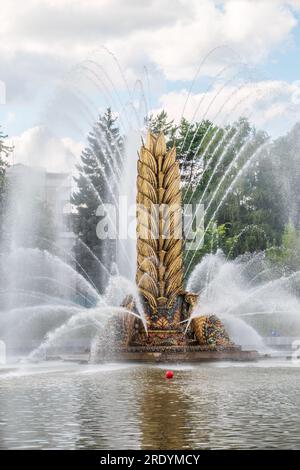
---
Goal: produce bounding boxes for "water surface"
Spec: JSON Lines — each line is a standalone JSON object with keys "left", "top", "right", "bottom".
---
{"left": 0, "top": 360, "right": 299, "bottom": 449}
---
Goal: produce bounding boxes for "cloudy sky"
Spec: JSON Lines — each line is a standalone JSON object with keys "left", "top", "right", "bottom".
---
{"left": 1, "top": 0, "right": 300, "bottom": 170}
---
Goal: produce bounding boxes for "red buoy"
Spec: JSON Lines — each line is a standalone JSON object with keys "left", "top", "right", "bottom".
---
{"left": 165, "top": 370, "right": 174, "bottom": 379}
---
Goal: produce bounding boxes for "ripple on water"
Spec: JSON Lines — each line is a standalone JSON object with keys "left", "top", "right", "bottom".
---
{"left": 0, "top": 362, "right": 299, "bottom": 449}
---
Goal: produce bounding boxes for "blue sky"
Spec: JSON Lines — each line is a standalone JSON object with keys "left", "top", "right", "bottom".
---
{"left": 262, "top": 24, "right": 300, "bottom": 82}
{"left": 1, "top": 0, "right": 300, "bottom": 169}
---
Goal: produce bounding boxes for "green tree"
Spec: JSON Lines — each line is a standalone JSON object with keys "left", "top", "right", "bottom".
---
{"left": 0, "top": 127, "right": 12, "bottom": 183}
{"left": 270, "top": 123, "right": 300, "bottom": 228}
{"left": 147, "top": 110, "right": 175, "bottom": 141}
{"left": 0, "top": 127, "right": 13, "bottom": 234}
{"left": 72, "top": 108, "right": 123, "bottom": 294}
{"left": 148, "top": 112, "right": 288, "bottom": 275}
{"left": 267, "top": 221, "right": 300, "bottom": 272}
{"left": 148, "top": 112, "right": 218, "bottom": 187}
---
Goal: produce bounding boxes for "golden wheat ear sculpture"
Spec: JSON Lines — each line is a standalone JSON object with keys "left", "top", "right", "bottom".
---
{"left": 136, "top": 131, "right": 184, "bottom": 313}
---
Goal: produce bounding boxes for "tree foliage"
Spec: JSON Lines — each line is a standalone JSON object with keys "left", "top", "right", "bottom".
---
{"left": 72, "top": 108, "right": 300, "bottom": 286}
{"left": 0, "top": 127, "right": 13, "bottom": 233}
{"left": 72, "top": 108, "right": 123, "bottom": 294}
{"left": 149, "top": 111, "right": 300, "bottom": 275}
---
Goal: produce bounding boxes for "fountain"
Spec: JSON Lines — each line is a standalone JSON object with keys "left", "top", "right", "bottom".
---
{"left": 2, "top": 119, "right": 298, "bottom": 364}
{"left": 99, "top": 131, "right": 258, "bottom": 362}
{"left": 3, "top": 53, "right": 299, "bottom": 365}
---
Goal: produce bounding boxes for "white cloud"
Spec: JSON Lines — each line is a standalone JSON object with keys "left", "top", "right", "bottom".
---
{"left": 9, "top": 127, "right": 83, "bottom": 172}
{"left": 9, "top": 79, "right": 300, "bottom": 174}
{"left": 110, "top": 0, "right": 299, "bottom": 81}
{"left": 1, "top": 0, "right": 300, "bottom": 103}
{"left": 153, "top": 79, "right": 300, "bottom": 136}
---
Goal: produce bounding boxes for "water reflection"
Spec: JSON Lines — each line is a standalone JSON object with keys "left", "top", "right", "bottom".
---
{"left": 0, "top": 362, "right": 300, "bottom": 449}
{"left": 137, "top": 369, "right": 192, "bottom": 449}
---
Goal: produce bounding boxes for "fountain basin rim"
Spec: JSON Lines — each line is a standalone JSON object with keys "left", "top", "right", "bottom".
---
{"left": 103, "top": 348, "right": 259, "bottom": 363}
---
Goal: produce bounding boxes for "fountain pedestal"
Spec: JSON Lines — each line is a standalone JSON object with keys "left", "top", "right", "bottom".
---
{"left": 111, "top": 347, "right": 258, "bottom": 363}
{"left": 109, "top": 292, "right": 258, "bottom": 362}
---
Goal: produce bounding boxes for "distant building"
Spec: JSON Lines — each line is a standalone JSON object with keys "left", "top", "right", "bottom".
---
{"left": 6, "top": 164, "right": 76, "bottom": 253}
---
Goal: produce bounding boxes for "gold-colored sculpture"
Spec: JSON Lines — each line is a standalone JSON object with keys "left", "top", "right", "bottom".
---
{"left": 115, "top": 131, "right": 238, "bottom": 354}
{"left": 192, "top": 315, "right": 207, "bottom": 344}
{"left": 136, "top": 132, "right": 183, "bottom": 314}
{"left": 193, "top": 315, "right": 234, "bottom": 349}
{"left": 91, "top": 129, "right": 259, "bottom": 362}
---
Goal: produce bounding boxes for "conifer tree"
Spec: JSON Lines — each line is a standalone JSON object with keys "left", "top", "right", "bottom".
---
{"left": 0, "top": 126, "right": 12, "bottom": 191}
{"left": 0, "top": 127, "right": 13, "bottom": 237}
{"left": 72, "top": 109, "right": 123, "bottom": 296}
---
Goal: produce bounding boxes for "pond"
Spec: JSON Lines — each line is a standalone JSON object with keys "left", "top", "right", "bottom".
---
{"left": 0, "top": 360, "right": 299, "bottom": 449}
